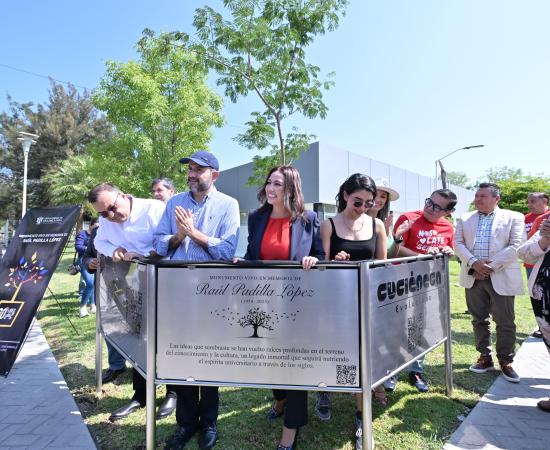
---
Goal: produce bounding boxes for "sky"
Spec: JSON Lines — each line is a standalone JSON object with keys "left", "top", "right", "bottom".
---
{"left": 1, "top": 0, "right": 549, "bottom": 183}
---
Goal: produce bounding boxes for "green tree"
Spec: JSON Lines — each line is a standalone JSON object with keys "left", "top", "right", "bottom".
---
{"left": 90, "top": 30, "right": 224, "bottom": 196}
{"left": 477, "top": 167, "right": 550, "bottom": 213}
{"left": 441, "top": 171, "right": 472, "bottom": 189}
{"left": 0, "top": 81, "right": 111, "bottom": 220}
{"left": 188, "top": 0, "right": 348, "bottom": 184}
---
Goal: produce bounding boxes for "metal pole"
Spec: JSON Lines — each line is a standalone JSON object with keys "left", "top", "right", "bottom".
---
{"left": 360, "top": 262, "right": 374, "bottom": 450}
{"left": 145, "top": 263, "right": 157, "bottom": 450}
{"left": 443, "top": 255, "right": 454, "bottom": 396}
{"left": 22, "top": 150, "right": 28, "bottom": 218}
{"left": 95, "top": 260, "right": 103, "bottom": 394}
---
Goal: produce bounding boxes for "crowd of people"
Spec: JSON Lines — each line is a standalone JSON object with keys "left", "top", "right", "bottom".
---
{"left": 76, "top": 149, "right": 549, "bottom": 450}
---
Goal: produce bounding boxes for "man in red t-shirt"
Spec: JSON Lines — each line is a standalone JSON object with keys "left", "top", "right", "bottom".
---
{"left": 391, "top": 189, "right": 458, "bottom": 393}
{"left": 524, "top": 192, "right": 549, "bottom": 338}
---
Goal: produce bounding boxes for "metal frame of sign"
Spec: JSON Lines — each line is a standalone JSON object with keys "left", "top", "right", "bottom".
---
{"left": 94, "top": 254, "right": 453, "bottom": 450}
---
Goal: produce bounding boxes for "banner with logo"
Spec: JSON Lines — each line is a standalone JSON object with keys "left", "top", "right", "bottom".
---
{"left": 0, "top": 205, "right": 80, "bottom": 376}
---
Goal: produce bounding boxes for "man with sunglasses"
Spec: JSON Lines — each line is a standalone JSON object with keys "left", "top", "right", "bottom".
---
{"left": 392, "top": 188, "right": 458, "bottom": 393}
{"left": 88, "top": 183, "right": 180, "bottom": 421}
{"left": 154, "top": 151, "right": 240, "bottom": 450}
{"left": 455, "top": 182, "right": 525, "bottom": 383}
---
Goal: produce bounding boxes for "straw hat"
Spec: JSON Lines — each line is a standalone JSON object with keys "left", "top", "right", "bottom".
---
{"left": 374, "top": 178, "right": 400, "bottom": 202}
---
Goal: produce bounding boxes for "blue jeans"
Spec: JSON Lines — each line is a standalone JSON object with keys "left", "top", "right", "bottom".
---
{"left": 79, "top": 259, "right": 95, "bottom": 306}
{"left": 525, "top": 267, "right": 533, "bottom": 280}
{"left": 106, "top": 340, "right": 126, "bottom": 371}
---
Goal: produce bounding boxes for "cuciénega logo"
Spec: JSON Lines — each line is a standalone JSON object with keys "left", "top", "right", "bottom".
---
{"left": 377, "top": 269, "right": 443, "bottom": 302}
{"left": 36, "top": 216, "right": 63, "bottom": 225}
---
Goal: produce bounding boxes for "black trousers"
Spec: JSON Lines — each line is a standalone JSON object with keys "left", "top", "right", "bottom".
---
{"left": 131, "top": 368, "right": 177, "bottom": 404}
{"left": 174, "top": 385, "right": 219, "bottom": 428}
{"left": 273, "top": 389, "right": 308, "bottom": 429}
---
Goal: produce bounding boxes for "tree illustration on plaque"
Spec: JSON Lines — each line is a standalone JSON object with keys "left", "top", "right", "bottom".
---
{"left": 211, "top": 306, "right": 300, "bottom": 338}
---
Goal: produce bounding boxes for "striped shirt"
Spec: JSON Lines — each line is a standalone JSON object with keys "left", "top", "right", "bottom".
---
{"left": 153, "top": 188, "right": 240, "bottom": 261}
{"left": 472, "top": 211, "right": 495, "bottom": 261}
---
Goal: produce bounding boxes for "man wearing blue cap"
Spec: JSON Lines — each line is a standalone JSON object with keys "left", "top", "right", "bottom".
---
{"left": 154, "top": 151, "right": 240, "bottom": 450}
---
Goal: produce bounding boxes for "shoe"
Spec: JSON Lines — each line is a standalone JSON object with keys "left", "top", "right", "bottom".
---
{"left": 408, "top": 371, "right": 429, "bottom": 392}
{"left": 532, "top": 329, "right": 543, "bottom": 339}
{"left": 198, "top": 423, "right": 218, "bottom": 450}
{"left": 266, "top": 405, "right": 284, "bottom": 421}
{"left": 90, "top": 304, "right": 97, "bottom": 314}
{"left": 356, "top": 416, "right": 363, "bottom": 450}
{"left": 102, "top": 367, "right": 126, "bottom": 384}
{"left": 156, "top": 395, "right": 177, "bottom": 420}
{"left": 165, "top": 425, "right": 198, "bottom": 450}
{"left": 79, "top": 306, "right": 89, "bottom": 317}
{"left": 537, "top": 399, "right": 550, "bottom": 412}
{"left": 469, "top": 355, "right": 495, "bottom": 373}
{"left": 109, "top": 399, "right": 143, "bottom": 422}
{"left": 314, "top": 392, "right": 332, "bottom": 421}
{"left": 373, "top": 387, "right": 388, "bottom": 406}
{"left": 500, "top": 363, "right": 520, "bottom": 383}
{"left": 383, "top": 375, "right": 397, "bottom": 392}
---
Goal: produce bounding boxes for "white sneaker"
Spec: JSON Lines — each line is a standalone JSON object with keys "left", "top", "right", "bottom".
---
{"left": 90, "top": 305, "right": 97, "bottom": 314}
{"left": 79, "top": 306, "right": 89, "bottom": 317}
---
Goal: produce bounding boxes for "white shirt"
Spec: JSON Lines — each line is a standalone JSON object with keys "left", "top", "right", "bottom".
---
{"left": 95, "top": 197, "right": 166, "bottom": 258}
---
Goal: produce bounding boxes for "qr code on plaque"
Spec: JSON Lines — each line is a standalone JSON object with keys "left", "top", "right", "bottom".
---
{"left": 407, "top": 313, "right": 424, "bottom": 353}
{"left": 336, "top": 364, "right": 357, "bottom": 385}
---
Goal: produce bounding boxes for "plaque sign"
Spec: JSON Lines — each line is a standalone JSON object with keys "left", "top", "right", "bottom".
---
{"left": 365, "top": 256, "right": 449, "bottom": 383}
{"left": 98, "top": 258, "right": 148, "bottom": 371}
{"left": 156, "top": 265, "right": 360, "bottom": 390}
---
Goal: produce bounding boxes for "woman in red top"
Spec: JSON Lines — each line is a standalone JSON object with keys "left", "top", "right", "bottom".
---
{"left": 242, "top": 165, "right": 324, "bottom": 450}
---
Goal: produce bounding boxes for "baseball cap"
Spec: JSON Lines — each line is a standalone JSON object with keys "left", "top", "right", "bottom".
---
{"left": 179, "top": 151, "right": 219, "bottom": 171}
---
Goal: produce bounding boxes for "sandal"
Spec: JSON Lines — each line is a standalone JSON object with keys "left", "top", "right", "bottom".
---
{"left": 373, "top": 387, "right": 388, "bottom": 407}
{"left": 266, "top": 405, "right": 285, "bottom": 420}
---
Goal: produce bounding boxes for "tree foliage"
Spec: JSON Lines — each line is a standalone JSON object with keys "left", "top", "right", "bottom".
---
{"left": 0, "top": 81, "right": 111, "bottom": 220}
{"left": 478, "top": 166, "right": 550, "bottom": 213}
{"left": 442, "top": 171, "right": 472, "bottom": 189}
{"left": 186, "top": 0, "right": 348, "bottom": 184}
{"left": 90, "top": 30, "right": 224, "bottom": 196}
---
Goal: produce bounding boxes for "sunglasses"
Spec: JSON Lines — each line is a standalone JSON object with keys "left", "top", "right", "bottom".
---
{"left": 352, "top": 198, "right": 375, "bottom": 209}
{"left": 99, "top": 192, "right": 120, "bottom": 218}
{"left": 425, "top": 197, "right": 450, "bottom": 213}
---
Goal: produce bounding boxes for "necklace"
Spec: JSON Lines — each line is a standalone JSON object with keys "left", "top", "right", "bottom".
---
{"left": 343, "top": 215, "right": 364, "bottom": 232}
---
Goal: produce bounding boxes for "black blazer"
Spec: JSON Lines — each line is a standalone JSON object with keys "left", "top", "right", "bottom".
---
{"left": 244, "top": 207, "right": 325, "bottom": 261}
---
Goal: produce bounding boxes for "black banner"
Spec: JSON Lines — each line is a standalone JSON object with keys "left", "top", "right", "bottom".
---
{"left": 0, "top": 205, "right": 80, "bottom": 376}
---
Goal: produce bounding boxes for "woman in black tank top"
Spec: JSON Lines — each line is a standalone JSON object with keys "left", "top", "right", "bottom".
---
{"left": 319, "top": 174, "right": 388, "bottom": 448}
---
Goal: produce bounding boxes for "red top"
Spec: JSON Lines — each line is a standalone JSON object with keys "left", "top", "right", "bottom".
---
{"left": 525, "top": 210, "right": 550, "bottom": 268}
{"left": 393, "top": 211, "right": 454, "bottom": 254}
{"left": 260, "top": 217, "right": 291, "bottom": 260}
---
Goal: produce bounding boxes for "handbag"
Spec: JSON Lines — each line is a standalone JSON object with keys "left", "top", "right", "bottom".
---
{"left": 67, "top": 251, "right": 81, "bottom": 276}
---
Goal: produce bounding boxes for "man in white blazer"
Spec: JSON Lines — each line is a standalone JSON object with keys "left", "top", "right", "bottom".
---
{"left": 455, "top": 182, "right": 526, "bottom": 383}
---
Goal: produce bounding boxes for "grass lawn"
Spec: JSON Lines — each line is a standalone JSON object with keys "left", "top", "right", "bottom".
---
{"left": 38, "top": 252, "right": 537, "bottom": 449}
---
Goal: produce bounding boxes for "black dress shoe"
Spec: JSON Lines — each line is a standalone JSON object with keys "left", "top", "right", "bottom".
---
{"left": 165, "top": 425, "right": 198, "bottom": 450}
{"left": 102, "top": 367, "right": 126, "bottom": 384}
{"left": 156, "top": 395, "right": 177, "bottom": 420}
{"left": 198, "top": 424, "right": 218, "bottom": 449}
{"left": 109, "top": 400, "right": 143, "bottom": 422}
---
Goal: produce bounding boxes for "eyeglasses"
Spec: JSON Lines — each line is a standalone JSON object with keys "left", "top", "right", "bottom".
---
{"left": 425, "top": 197, "right": 449, "bottom": 213}
{"left": 352, "top": 198, "right": 375, "bottom": 209}
{"left": 99, "top": 192, "right": 120, "bottom": 218}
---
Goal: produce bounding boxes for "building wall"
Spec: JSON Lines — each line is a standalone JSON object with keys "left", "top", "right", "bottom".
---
{"left": 217, "top": 141, "right": 475, "bottom": 217}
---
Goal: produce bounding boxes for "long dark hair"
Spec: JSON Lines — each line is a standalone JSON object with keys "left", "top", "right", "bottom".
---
{"left": 336, "top": 173, "right": 377, "bottom": 213}
{"left": 257, "top": 165, "right": 305, "bottom": 220}
{"left": 376, "top": 195, "right": 391, "bottom": 222}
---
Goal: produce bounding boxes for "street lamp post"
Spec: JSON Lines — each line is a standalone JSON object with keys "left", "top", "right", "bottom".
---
{"left": 435, "top": 145, "right": 484, "bottom": 189}
{"left": 17, "top": 132, "right": 39, "bottom": 218}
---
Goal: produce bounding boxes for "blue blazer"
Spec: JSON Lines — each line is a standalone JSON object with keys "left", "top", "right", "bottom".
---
{"left": 244, "top": 207, "right": 325, "bottom": 261}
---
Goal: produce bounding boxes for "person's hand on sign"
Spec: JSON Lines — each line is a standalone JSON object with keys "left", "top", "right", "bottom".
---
{"left": 112, "top": 247, "right": 127, "bottom": 262}
{"left": 301, "top": 256, "right": 318, "bottom": 270}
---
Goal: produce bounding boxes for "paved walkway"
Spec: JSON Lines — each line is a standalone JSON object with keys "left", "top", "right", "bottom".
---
{"left": 0, "top": 320, "right": 96, "bottom": 449}
{"left": 445, "top": 335, "right": 550, "bottom": 450}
